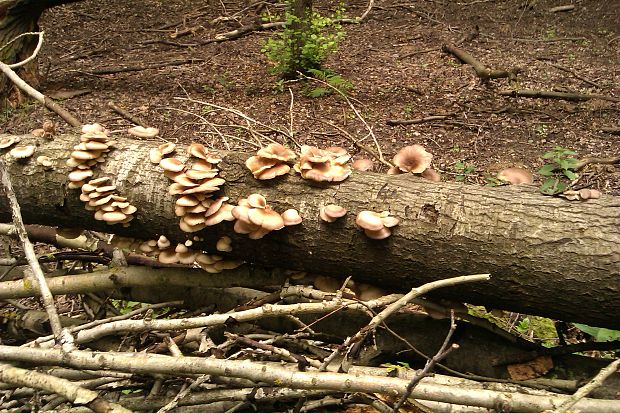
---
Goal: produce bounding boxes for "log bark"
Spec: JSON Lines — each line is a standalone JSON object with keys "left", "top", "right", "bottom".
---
{"left": 0, "top": 132, "right": 619, "bottom": 328}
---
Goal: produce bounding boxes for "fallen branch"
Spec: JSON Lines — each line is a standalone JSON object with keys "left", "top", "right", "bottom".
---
{"left": 442, "top": 44, "right": 519, "bottom": 81}
{"left": 574, "top": 156, "right": 620, "bottom": 171}
{"left": 498, "top": 89, "right": 620, "bottom": 103}
{"left": 386, "top": 113, "right": 457, "bottom": 126}
{"left": 0, "top": 362, "right": 131, "bottom": 413}
{"left": 600, "top": 126, "right": 620, "bottom": 135}
{"left": 537, "top": 59, "right": 602, "bottom": 89}
{"left": 0, "top": 346, "right": 617, "bottom": 412}
{"left": 89, "top": 58, "right": 204, "bottom": 75}
{"left": 549, "top": 5, "right": 575, "bottom": 13}
{"left": 108, "top": 101, "right": 148, "bottom": 127}
{"left": 0, "top": 160, "right": 63, "bottom": 337}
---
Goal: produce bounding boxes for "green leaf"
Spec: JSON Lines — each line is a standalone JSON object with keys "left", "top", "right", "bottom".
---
{"left": 574, "top": 324, "right": 620, "bottom": 342}
{"left": 538, "top": 164, "right": 556, "bottom": 176}
{"left": 540, "top": 178, "right": 560, "bottom": 195}
{"left": 564, "top": 170, "right": 578, "bottom": 180}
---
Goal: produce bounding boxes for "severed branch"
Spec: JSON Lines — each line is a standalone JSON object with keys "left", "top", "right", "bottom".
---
{"left": 386, "top": 113, "right": 457, "bottom": 126}
{"left": 537, "top": 59, "right": 602, "bottom": 89}
{"left": 88, "top": 58, "right": 204, "bottom": 75}
{"left": 600, "top": 126, "right": 620, "bottom": 135}
{"left": 0, "top": 362, "right": 132, "bottom": 413}
{"left": 0, "top": 346, "right": 617, "bottom": 412}
{"left": 0, "top": 160, "right": 63, "bottom": 337}
{"left": 498, "top": 89, "right": 620, "bottom": 103}
{"left": 550, "top": 358, "right": 620, "bottom": 413}
{"left": 108, "top": 101, "right": 148, "bottom": 127}
{"left": 442, "top": 44, "right": 520, "bottom": 81}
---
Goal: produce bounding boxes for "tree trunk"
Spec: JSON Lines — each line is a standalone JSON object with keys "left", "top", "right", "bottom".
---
{"left": 287, "top": 0, "right": 313, "bottom": 77}
{"left": 1, "top": 132, "right": 619, "bottom": 328}
{"left": 0, "top": 0, "right": 82, "bottom": 107}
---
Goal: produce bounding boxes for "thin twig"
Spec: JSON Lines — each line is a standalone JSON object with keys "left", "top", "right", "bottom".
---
{"left": 392, "top": 312, "right": 459, "bottom": 411}
{"left": 0, "top": 160, "right": 63, "bottom": 337}
{"left": 551, "top": 358, "right": 620, "bottom": 413}
{"left": 5, "top": 32, "right": 45, "bottom": 69}
{"left": 108, "top": 101, "right": 148, "bottom": 127}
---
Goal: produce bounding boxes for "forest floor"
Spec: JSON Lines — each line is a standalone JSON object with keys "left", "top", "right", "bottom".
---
{"left": 2, "top": 0, "right": 619, "bottom": 194}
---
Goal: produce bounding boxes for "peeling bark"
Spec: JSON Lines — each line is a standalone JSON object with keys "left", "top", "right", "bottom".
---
{"left": 0, "top": 132, "right": 619, "bottom": 328}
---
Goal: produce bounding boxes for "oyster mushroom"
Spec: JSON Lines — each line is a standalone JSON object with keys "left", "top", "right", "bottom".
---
{"left": 498, "top": 167, "right": 534, "bottom": 185}
{"left": 10, "top": 145, "right": 36, "bottom": 159}
{"left": 393, "top": 145, "right": 433, "bottom": 174}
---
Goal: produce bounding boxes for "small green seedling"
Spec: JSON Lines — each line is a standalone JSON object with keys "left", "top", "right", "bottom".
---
{"left": 538, "top": 146, "right": 579, "bottom": 195}
{"left": 454, "top": 160, "right": 475, "bottom": 182}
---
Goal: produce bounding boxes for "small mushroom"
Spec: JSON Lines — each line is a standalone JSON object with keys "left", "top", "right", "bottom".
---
{"left": 36, "top": 156, "right": 53, "bottom": 169}
{"left": 128, "top": 126, "right": 159, "bottom": 138}
{"left": 393, "top": 145, "right": 433, "bottom": 174}
{"left": 216, "top": 236, "right": 232, "bottom": 252}
{"left": 352, "top": 158, "right": 373, "bottom": 171}
{"left": 355, "top": 211, "right": 384, "bottom": 231}
{"left": 0, "top": 136, "right": 18, "bottom": 149}
{"left": 160, "top": 157, "right": 185, "bottom": 173}
{"left": 31, "top": 129, "right": 46, "bottom": 138}
{"left": 497, "top": 167, "right": 533, "bottom": 185}
{"left": 320, "top": 204, "right": 347, "bottom": 223}
{"left": 421, "top": 168, "right": 441, "bottom": 182}
{"left": 9, "top": 145, "right": 36, "bottom": 159}
{"left": 281, "top": 209, "right": 302, "bottom": 226}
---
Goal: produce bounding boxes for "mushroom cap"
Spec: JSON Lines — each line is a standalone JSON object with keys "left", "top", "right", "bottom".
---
{"left": 497, "top": 167, "right": 533, "bottom": 185}
{"left": 149, "top": 148, "right": 163, "bottom": 164}
{"left": 102, "top": 211, "right": 127, "bottom": 223}
{"left": 71, "top": 150, "right": 99, "bottom": 160}
{"left": 68, "top": 169, "right": 93, "bottom": 182}
{"left": 157, "top": 235, "right": 171, "bottom": 249}
{"left": 248, "top": 207, "right": 285, "bottom": 231}
{"left": 352, "top": 158, "right": 374, "bottom": 171}
{"left": 0, "top": 136, "right": 18, "bottom": 149}
{"left": 159, "top": 142, "right": 176, "bottom": 155}
{"left": 257, "top": 143, "right": 296, "bottom": 161}
{"left": 579, "top": 188, "right": 602, "bottom": 200}
{"left": 393, "top": 145, "right": 433, "bottom": 173}
{"left": 387, "top": 166, "right": 404, "bottom": 175}
{"left": 247, "top": 194, "right": 267, "bottom": 209}
{"left": 181, "top": 178, "right": 225, "bottom": 194}
{"left": 160, "top": 158, "right": 185, "bottom": 173}
{"left": 31, "top": 129, "right": 45, "bottom": 138}
{"left": 216, "top": 236, "right": 233, "bottom": 252}
{"left": 176, "top": 195, "right": 200, "bottom": 207}
{"left": 421, "top": 168, "right": 441, "bottom": 182}
{"left": 246, "top": 156, "right": 278, "bottom": 176}
{"left": 381, "top": 216, "right": 400, "bottom": 228}
{"left": 320, "top": 204, "right": 347, "bottom": 222}
{"left": 82, "top": 123, "right": 105, "bottom": 134}
{"left": 186, "top": 169, "right": 218, "bottom": 180}
{"left": 364, "top": 227, "right": 392, "bottom": 240}
{"left": 10, "top": 145, "right": 36, "bottom": 159}
{"left": 158, "top": 249, "right": 179, "bottom": 264}
{"left": 256, "top": 163, "right": 291, "bottom": 180}
{"left": 281, "top": 209, "right": 302, "bottom": 226}
{"left": 204, "top": 203, "right": 234, "bottom": 226}
{"left": 36, "top": 156, "right": 53, "bottom": 168}
{"left": 356, "top": 211, "right": 384, "bottom": 231}
{"left": 128, "top": 126, "right": 159, "bottom": 138}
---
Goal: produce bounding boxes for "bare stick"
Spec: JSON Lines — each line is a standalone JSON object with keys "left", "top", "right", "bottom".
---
{"left": 600, "top": 126, "right": 620, "bottom": 135}
{"left": 537, "top": 59, "right": 602, "bottom": 89}
{"left": 442, "top": 44, "right": 519, "bottom": 81}
{"left": 0, "top": 362, "right": 132, "bottom": 413}
{"left": 0, "top": 159, "right": 63, "bottom": 337}
{"left": 108, "top": 101, "right": 148, "bottom": 127}
{"left": 89, "top": 58, "right": 203, "bottom": 75}
{"left": 498, "top": 89, "right": 620, "bottom": 103}
{"left": 338, "top": 0, "right": 375, "bottom": 23}
{"left": 549, "top": 5, "right": 575, "bottom": 13}
{"left": 4, "top": 32, "right": 45, "bottom": 69}
{"left": 319, "top": 274, "right": 490, "bottom": 371}
{"left": 551, "top": 358, "right": 620, "bottom": 413}
{"left": 392, "top": 312, "right": 459, "bottom": 411}
{"left": 386, "top": 113, "right": 457, "bottom": 126}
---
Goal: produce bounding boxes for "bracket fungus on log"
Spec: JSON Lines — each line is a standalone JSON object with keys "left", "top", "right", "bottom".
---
{"left": 246, "top": 143, "right": 296, "bottom": 180}
{"left": 293, "top": 145, "right": 352, "bottom": 182}
{"left": 356, "top": 210, "right": 400, "bottom": 240}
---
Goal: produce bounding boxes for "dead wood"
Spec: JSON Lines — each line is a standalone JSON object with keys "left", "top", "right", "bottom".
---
{"left": 107, "top": 101, "right": 148, "bottom": 128}
{"left": 601, "top": 126, "right": 620, "bottom": 135}
{"left": 0, "top": 133, "right": 619, "bottom": 328}
{"left": 442, "top": 44, "right": 519, "bottom": 81}
{"left": 536, "top": 59, "right": 602, "bottom": 89}
{"left": 386, "top": 113, "right": 457, "bottom": 126}
{"left": 498, "top": 89, "right": 620, "bottom": 103}
{"left": 88, "top": 58, "right": 204, "bottom": 75}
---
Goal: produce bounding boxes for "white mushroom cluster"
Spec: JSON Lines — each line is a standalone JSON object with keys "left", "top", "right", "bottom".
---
{"left": 387, "top": 145, "right": 440, "bottom": 182}
{"left": 246, "top": 143, "right": 296, "bottom": 180}
{"left": 355, "top": 210, "right": 400, "bottom": 240}
{"left": 136, "top": 236, "right": 243, "bottom": 273}
{"left": 159, "top": 143, "right": 232, "bottom": 233}
{"left": 67, "top": 124, "right": 116, "bottom": 189}
{"left": 80, "top": 177, "right": 137, "bottom": 226}
{"left": 319, "top": 204, "right": 347, "bottom": 223}
{"left": 562, "top": 188, "right": 602, "bottom": 201}
{"left": 293, "top": 145, "right": 352, "bottom": 182}
{"left": 232, "top": 194, "right": 301, "bottom": 239}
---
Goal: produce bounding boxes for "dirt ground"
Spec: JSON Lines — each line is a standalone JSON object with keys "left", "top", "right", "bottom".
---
{"left": 3, "top": 0, "right": 620, "bottom": 194}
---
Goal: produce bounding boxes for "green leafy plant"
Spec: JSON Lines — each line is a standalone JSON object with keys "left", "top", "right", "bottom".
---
{"left": 574, "top": 324, "right": 620, "bottom": 342}
{"left": 303, "top": 68, "right": 352, "bottom": 97}
{"left": 538, "top": 146, "right": 579, "bottom": 195}
{"left": 454, "top": 160, "right": 475, "bottom": 182}
{"left": 381, "top": 361, "right": 411, "bottom": 373}
{"left": 262, "top": 2, "right": 345, "bottom": 78}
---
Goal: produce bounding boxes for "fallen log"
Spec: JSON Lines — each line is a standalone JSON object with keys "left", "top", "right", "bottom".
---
{"left": 0, "top": 132, "right": 619, "bottom": 328}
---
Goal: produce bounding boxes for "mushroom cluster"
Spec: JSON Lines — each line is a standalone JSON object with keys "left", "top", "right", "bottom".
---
{"left": 158, "top": 143, "right": 232, "bottom": 233}
{"left": 293, "top": 145, "right": 352, "bottom": 182}
{"left": 31, "top": 120, "right": 56, "bottom": 139}
{"left": 246, "top": 143, "right": 296, "bottom": 180}
{"left": 133, "top": 235, "right": 243, "bottom": 273}
{"left": 80, "top": 177, "right": 137, "bottom": 226}
{"left": 67, "top": 124, "right": 116, "bottom": 189}
{"left": 562, "top": 188, "right": 602, "bottom": 201}
{"left": 232, "top": 194, "right": 301, "bottom": 239}
{"left": 355, "top": 210, "right": 400, "bottom": 240}
{"left": 388, "top": 145, "right": 440, "bottom": 181}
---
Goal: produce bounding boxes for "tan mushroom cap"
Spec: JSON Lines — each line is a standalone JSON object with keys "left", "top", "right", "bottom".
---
{"left": 160, "top": 157, "right": 185, "bottom": 173}
{"left": 320, "top": 204, "right": 347, "bottom": 222}
{"left": 10, "top": 145, "right": 36, "bottom": 159}
{"left": 355, "top": 211, "right": 384, "bottom": 231}
{"left": 281, "top": 209, "right": 302, "bottom": 226}
{"left": 102, "top": 211, "right": 127, "bottom": 224}
{"left": 128, "top": 126, "right": 159, "bottom": 138}
{"left": 247, "top": 194, "right": 267, "bottom": 209}
{"left": 246, "top": 156, "right": 277, "bottom": 175}
{"left": 248, "top": 207, "right": 285, "bottom": 231}
{"left": 364, "top": 227, "right": 392, "bottom": 240}
{"left": 82, "top": 123, "right": 105, "bottom": 134}
{"left": 0, "top": 136, "right": 18, "bottom": 149}
{"left": 497, "top": 167, "right": 534, "bottom": 185}
{"left": 158, "top": 248, "right": 179, "bottom": 264}
{"left": 421, "top": 168, "right": 441, "bottom": 182}
{"left": 393, "top": 145, "right": 433, "bottom": 173}
{"left": 31, "top": 129, "right": 45, "bottom": 138}
{"left": 159, "top": 142, "right": 176, "bottom": 155}
{"left": 257, "top": 143, "right": 296, "bottom": 161}
{"left": 36, "top": 156, "right": 53, "bottom": 168}
{"left": 149, "top": 148, "right": 163, "bottom": 164}
{"left": 352, "top": 158, "right": 373, "bottom": 171}
{"left": 68, "top": 169, "right": 93, "bottom": 182}
{"left": 216, "top": 236, "right": 233, "bottom": 252}
{"left": 578, "top": 188, "right": 602, "bottom": 200}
